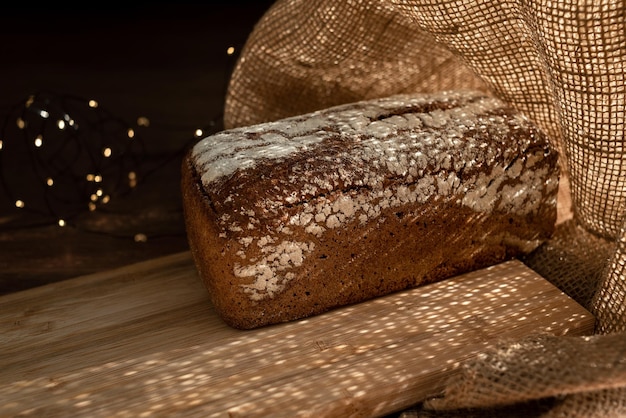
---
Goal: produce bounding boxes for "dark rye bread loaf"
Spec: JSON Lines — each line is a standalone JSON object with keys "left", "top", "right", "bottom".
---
{"left": 182, "top": 91, "right": 558, "bottom": 329}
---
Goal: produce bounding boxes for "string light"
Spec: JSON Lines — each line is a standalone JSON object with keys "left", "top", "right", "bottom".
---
{"left": 0, "top": 90, "right": 223, "bottom": 239}
{"left": 0, "top": 18, "right": 243, "bottom": 239}
{"left": 0, "top": 91, "right": 146, "bottom": 224}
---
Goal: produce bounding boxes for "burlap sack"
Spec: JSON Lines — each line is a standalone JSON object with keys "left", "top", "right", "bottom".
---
{"left": 224, "top": 0, "right": 626, "bottom": 416}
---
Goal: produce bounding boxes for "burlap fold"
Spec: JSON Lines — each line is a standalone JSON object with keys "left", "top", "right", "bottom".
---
{"left": 224, "top": 0, "right": 626, "bottom": 415}
{"left": 423, "top": 333, "right": 626, "bottom": 415}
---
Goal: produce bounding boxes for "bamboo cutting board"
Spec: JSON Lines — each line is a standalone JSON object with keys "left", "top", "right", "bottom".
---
{"left": 0, "top": 252, "right": 593, "bottom": 417}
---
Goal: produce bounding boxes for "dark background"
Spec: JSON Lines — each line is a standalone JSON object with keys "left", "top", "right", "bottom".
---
{"left": 0, "top": 1, "right": 275, "bottom": 293}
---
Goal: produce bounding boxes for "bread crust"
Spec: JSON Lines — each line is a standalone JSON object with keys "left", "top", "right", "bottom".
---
{"left": 182, "top": 91, "right": 558, "bottom": 329}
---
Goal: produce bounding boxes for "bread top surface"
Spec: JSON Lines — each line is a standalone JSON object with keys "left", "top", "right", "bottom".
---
{"left": 187, "top": 91, "right": 557, "bottom": 302}
{"left": 192, "top": 91, "right": 547, "bottom": 195}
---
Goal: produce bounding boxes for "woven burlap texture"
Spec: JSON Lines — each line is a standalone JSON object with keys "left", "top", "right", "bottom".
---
{"left": 224, "top": 0, "right": 626, "bottom": 416}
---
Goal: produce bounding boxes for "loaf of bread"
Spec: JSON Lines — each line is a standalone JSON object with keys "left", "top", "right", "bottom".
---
{"left": 182, "top": 91, "right": 558, "bottom": 329}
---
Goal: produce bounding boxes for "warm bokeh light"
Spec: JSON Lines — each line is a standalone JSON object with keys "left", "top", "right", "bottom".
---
{"left": 137, "top": 116, "right": 150, "bottom": 127}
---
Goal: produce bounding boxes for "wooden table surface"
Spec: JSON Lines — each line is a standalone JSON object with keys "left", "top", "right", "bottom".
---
{"left": 0, "top": 1, "right": 274, "bottom": 295}
{"left": 0, "top": 254, "right": 594, "bottom": 417}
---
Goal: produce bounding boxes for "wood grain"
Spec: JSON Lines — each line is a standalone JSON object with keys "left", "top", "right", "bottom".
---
{"left": 0, "top": 253, "right": 594, "bottom": 417}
